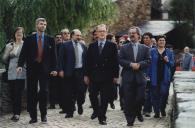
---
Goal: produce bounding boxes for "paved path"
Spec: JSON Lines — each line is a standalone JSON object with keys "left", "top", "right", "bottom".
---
{"left": 0, "top": 91, "right": 172, "bottom": 128}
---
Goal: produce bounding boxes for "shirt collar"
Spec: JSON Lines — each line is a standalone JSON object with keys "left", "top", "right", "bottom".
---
{"left": 98, "top": 39, "right": 106, "bottom": 45}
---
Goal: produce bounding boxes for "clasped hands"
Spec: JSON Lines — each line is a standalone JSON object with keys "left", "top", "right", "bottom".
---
{"left": 130, "top": 63, "right": 140, "bottom": 70}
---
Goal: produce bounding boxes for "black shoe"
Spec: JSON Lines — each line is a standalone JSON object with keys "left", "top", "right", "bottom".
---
{"left": 41, "top": 116, "right": 47, "bottom": 122}
{"left": 48, "top": 105, "right": 55, "bottom": 109}
{"left": 91, "top": 113, "right": 97, "bottom": 120}
{"left": 127, "top": 123, "right": 134, "bottom": 126}
{"left": 29, "top": 119, "right": 37, "bottom": 124}
{"left": 65, "top": 114, "right": 73, "bottom": 118}
{"left": 78, "top": 105, "right": 83, "bottom": 115}
{"left": 11, "top": 115, "right": 19, "bottom": 122}
{"left": 110, "top": 103, "right": 115, "bottom": 109}
{"left": 59, "top": 110, "right": 65, "bottom": 114}
{"left": 144, "top": 112, "right": 151, "bottom": 117}
{"left": 154, "top": 113, "right": 160, "bottom": 118}
{"left": 137, "top": 115, "right": 144, "bottom": 122}
{"left": 99, "top": 120, "right": 107, "bottom": 125}
{"left": 161, "top": 110, "right": 166, "bottom": 117}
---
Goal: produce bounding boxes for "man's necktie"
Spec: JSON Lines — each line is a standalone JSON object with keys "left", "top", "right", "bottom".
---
{"left": 133, "top": 43, "right": 137, "bottom": 61}
{"left": 99, "top": 42, "right": 103, "bottom": 54}
{"left": 37, "top": 36, "right": 43, "bottom": 62}
{"left": 74, "top": 42, "right": 79, "bottom": 66}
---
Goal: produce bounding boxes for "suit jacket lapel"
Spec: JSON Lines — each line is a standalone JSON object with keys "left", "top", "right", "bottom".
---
{"left": 128, "top": 43, "right": 135, "bottom": 62}
{"left": 136, "top": 44, "right": 141, "bottom": 62}
{"left": 100, "top": 41, "right": 108, "bottom": 56}
{"left": 94, "top": 41, "right": 99, "bottom": 57}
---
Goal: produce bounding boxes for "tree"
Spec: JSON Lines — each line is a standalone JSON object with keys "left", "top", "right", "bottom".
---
{"left": 0, "top": 0, "right": 117, "bottom": 48}
{"left": 169, "top": 0, "right": 195, "bottom": 48}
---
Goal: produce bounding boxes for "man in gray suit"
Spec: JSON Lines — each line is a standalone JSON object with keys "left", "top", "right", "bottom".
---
{"left": 119, "top": 26, "right": 150, "bottom": 126}
{"left": 181, "top": 46, "right": 193, "bottom": 71}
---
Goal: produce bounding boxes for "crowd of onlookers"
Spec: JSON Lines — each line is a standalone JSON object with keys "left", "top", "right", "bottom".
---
{"left": 1, "top": 17, "right": 194, "bottom": 127}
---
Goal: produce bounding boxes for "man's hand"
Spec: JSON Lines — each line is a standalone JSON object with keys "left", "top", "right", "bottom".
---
{"left": 50, "top": 71, "right": 58, "bottom": 76}
{"left": 16, "top": 67, "right": 22, "bottom": 74}
{"left": 130, "top": 63, "right": 140, "bottom": 70}
{"left": 113, "top": 78, "right": 118, "bottom": 84}
{"left": 84, "top": 76, "right": 90, "bottom": 85}
{"left": 58, "top": 71, "right": 64, "bottom": 78}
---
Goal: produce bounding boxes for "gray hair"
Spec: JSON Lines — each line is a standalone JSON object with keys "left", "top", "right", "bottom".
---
{"left": 35, "top": 18, "right": 46, "bottom": 25}
{"left": 128, "top": 26, "right": 142, "bottom": 39}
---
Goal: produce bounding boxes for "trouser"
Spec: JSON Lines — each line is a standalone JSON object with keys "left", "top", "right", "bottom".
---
{"left": 49, "top": 76, "right": 61, "bottom": 106}
{"left": 143, "top": 80, "right": 152, "bottom": 113}
{"left": 123, "top": 81, "right": 145, "bottom": 124}
{"left": 89, "top": 80, "right": 112, "bottom": 121}
{"left": 151, "top": 82, "right": 170, "bottom": 114}
{"left": 63, "top": 68, "right": 86, "bottom": 115}
{"left": 9, "top": 79, "right": 25, "bottom": 115}
{"left": 27, "top": 63, "right": 49, "bottom": 119}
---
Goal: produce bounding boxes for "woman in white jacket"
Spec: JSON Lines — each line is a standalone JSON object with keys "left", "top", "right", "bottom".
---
{"left": 2, "top": 27, "right": 26, "bottom": 121}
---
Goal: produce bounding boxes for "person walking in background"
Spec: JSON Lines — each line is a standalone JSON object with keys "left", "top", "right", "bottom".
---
{"left": 58, "top": 29, "right": 87, "bottom": 118}
{"left": 142, "top": 32, "right": 154, "bottom": 117}
{"left": 17, "top": 18, "right": 57, "bottom": 124}
{"left": 48, "top": 33, "right": 62, "bottom": 109}
{"left": 2, "top": 27, "right": 26, "bottom": 122}
{"left": 119, "top": 26, "right": 150, "bottom": 126}
{"left": 61, "top": 28, "right": 70, "bottom": 42}
{"left": 84, "top": 24, "right": 119, "bottom": 125}
{"left": 181, "top": 46, "right": 193, "bottom": 71}
{"left": 106, "top": 33, "right": 118, "bottom": 109}
{"left": 149, "top": 35, "right": 174, "bottom": 118}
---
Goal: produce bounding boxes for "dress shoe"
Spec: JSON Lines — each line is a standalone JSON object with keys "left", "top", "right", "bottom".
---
{"left": 144, "top": 112, "right": 151, "bottom": 117}
{"left": 127, "top": 123, "right": 134, "bottom": 126}
{"left": 59, "top": 110, "right": 65, "bottom": 114}
{"left": 99, "top": 120, "right": 107, "bottom": 125}
{"left": 161, "top": 110, "right": 166, "bottom": 117}
{"left": 78, "top": 105, "right": 83, "bottom": 115}
{"left": 137, "top": 115, "right": 144, "bottom": 122}
{"left": 29, "top": 119, "right": 37, "bottom": 124}
{"left": 41, "top": 116, "right": 47, "bottom": 122}
{"left": 91, "top": 113, "right": 97, "bottom": 120}
{"left": 65, "top": 114, "right": 73, "bottom": 118}
{"left": 110, "top": 103, "right": 115, "bottom": 109}
{"left": 11, "top": 115, "right": 19, "bottom": 122}
{"left": 154, "top": 113, "right": 160, "bottom": 118}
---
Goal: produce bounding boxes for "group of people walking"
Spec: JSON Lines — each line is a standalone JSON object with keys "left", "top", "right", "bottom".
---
{"left": 3, "top": 17, "right": 190, "bottom": 127}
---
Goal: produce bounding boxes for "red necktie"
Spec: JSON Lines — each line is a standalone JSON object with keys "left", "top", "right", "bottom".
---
{"left": 37, "top": 36, "right": 43, "bottom": 62}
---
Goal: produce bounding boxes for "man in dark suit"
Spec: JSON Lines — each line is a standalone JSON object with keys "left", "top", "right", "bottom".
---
{"left": 119, "top": 26, "right": 150, "bottom": 126}
{"left": 84, "top": 24, "right": 119, "bottom": 125}
{"left": 17, "top": 18, "right": 57, "bottom": 124}
{"left": 58, "top": 29, "right": 87, "bottom": 118}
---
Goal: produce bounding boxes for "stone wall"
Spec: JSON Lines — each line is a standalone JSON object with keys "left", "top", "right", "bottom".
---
{"left": 109, "top": 0, "right": 151, "bottom": 34}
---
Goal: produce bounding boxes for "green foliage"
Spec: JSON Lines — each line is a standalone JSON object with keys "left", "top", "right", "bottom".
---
{"left": 169, "top": 0, "right": 195, "bottom": 48}
{"left": 0, "top": 0, "right": 117, "bottom": 49}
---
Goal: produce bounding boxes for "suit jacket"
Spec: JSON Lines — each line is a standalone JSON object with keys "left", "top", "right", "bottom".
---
{"left": 18, "top": 34, "right": 57, "bottom": 76}
{"left": 3, "top": 42, "right": 26, "bottom": 80}
{"left": 119, "top": 41, "right": 150, "bottom": 85}
{"left": 181, "top": 53, "right": 193, "bottom": 71}
{"left": 149, "top": 48, "right": 174, "bottom": 86}
{"left": 58, "top": 41, "right": 87, "bottom": 77}
{"left": 85, "top": 41, "right": 119, "bottom": 82}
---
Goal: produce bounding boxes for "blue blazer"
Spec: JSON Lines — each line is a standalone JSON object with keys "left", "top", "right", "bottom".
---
{"left": 58, "top": 41, "right": 87, "bottom": 77}
{"left": 149, "top": 48, "right": 174, "bottom": 86}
